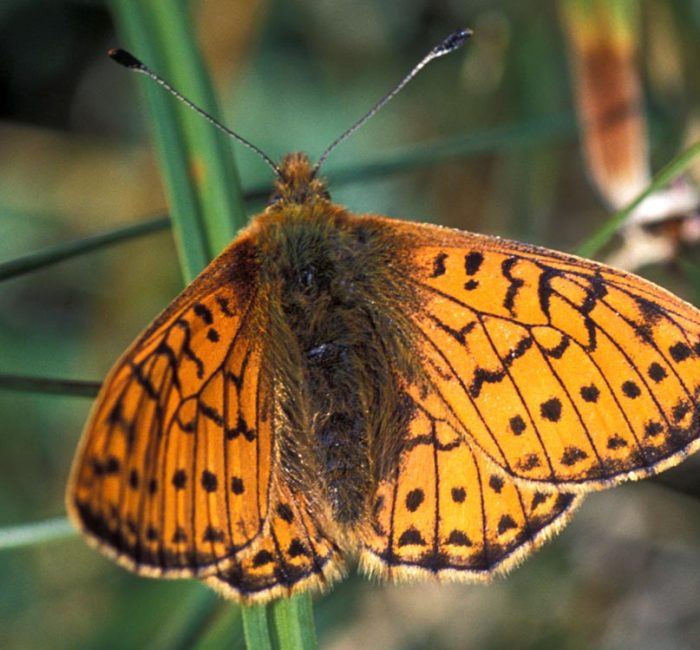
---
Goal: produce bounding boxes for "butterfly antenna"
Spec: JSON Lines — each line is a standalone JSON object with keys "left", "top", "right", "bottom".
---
{"left": 108, "top": 48, "right": 281, "bottom": 177}
{"left": 313, "top": 28, "right": 473, "bottom": 173}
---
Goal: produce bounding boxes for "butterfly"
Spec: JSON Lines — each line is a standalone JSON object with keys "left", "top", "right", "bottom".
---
{"left": 66, "top": 30, "right": 700, "bottom": 604}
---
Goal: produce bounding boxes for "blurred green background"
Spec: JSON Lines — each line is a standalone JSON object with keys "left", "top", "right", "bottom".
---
{"left": 3, "top": 0, "right": 700, "bottom": 648}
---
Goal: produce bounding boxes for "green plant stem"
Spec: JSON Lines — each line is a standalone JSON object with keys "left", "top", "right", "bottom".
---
{"left": 0, "top": 374, "right": 100, "bottom": 397}
{"left": 576, "top": 140, "right": 700, "bottom": 258}
{"left": 111, "top": 0, "right": 210, "bottom": 277}
{"left": 242, "top": 605, "right": 273, "bottom": 650}
{"left": 0, "top": 517, "right": 75, "bottom": 550}
{"left": 0, "top": 216, "right": 169, "bottom": 282}
{"left": 271, "top": 595, "right": 317, "bottom": 649}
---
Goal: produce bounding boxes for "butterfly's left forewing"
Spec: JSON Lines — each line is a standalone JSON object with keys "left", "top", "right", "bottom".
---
{"left": 384, "top": 217, "right": 700, "bottom": 490}
{"left": 67, "top": 235, "right": 274, "bottom": 577}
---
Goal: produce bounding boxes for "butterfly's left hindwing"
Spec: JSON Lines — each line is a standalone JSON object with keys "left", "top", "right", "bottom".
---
{"left": 67, "top": 235, "right": 276, "bottom": 577}
{"left": 384, "top": 217, "right": 700, "bottom": 490}
{"left": 359, "top": 381, "right": 581, "bottom": 581}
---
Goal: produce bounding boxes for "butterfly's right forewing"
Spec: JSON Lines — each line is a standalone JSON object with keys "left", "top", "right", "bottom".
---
{"left": 67, "top": 234, "right": 274, "bottom": 577}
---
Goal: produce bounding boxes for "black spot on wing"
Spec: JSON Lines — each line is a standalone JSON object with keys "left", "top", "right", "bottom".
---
{"left": 276, "top": 503, "right": 294, "bottom": 523}
{"left": 509, "top": 415, "right": 527, "bottom": 435}
{"left": 203, "top": 526, "right": 225, "bottom": 543}
{"left": 104, "top": 456, "right": 120, "bottom": 474}
{"left": 193, "top": 303, "right": 214, "bottom": 325}
{"left": 502, "top": 257, "right": 525, "bottom": 316}
{"left": 252, "top": 550, "right": 274, "bottom": 567}
{"left": 530, "top": 492, "right": 547, "bottom": 510}
{"left": 465, "top": 251, "right": 484, "bottom": 276}
{"left": 405, "top": 489, "right": 425, "bottom": 512}
{"left": 230, "top": 476, "right": 245, "bottom": 494}
{"left": 644, "top": 421, "right": 663, "bottom": 437}
{"left": 647, "top": 362, "right": 667, "bottom": 383}
{"left": 540, "top": 398, "right": 562, "bottom": 422}
{"left": 670, "top": 342, "right": 693, "bottom": 362}
{"left": 497, "top": 515, "right": 517, "bottom": 535}
{"left": 446, "top": 530, "right": 472, "bottom": 546}
{"left": 607, "top": 435, "right": 628, "bottom": 450}
{"left": 201, "top": 470, "right": 218, "bottom": 492}
{"left": 621, "top": 380, "right": 641, "bottom": 399}
{"left": 672, "top": 401, "right": 690, "bottom": 423}
{"left": 580, "top": 384, "right": 600, "bottom": 403}
{"left": 560, "top": 446, "right": 588, "bottom": 466}
{"left": 398, "top": 528, "right": 426, "bottom": 547}
{"left": 431, "top": 252, "right": 447, "bottom": 278}
{"left": 216, "top": 296, "right": 234, "bottom": 317}
{"left": 172, "top": 469, "right": 187, "bottom": 489}
{"left": 488, "top": 475, "right": 504, "bottom": 493}
{"left": 517, "top": 454, "right": 541, "bottom": 471}
{"left": 451, "top": 487, "right": 466, "bottom": 503}
{"left": 288, "top": 539, "right": 309, "bottom": 557}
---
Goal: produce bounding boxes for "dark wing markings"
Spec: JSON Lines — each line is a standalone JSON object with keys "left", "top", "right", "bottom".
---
{"left": 477, "top": 316, "right": 556, "bottom": 477}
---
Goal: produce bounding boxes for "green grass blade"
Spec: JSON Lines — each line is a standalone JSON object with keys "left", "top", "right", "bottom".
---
{"left": 576, "top": 139, "right": 700, "bottom": 258}
{"left": 0, "top": 374, "right": 100, "bottom": 397}
{"left": 111, "top": 0, "right": 210, "bottom": 278}
{"left": 271, "top": 595, "right": 317, "bottom": 650}
{"left": 242, "top": 605, "right": 273, "bottom": 650}
{"left": 0, "top": 216, "right": 169, "bottom": 281}
{"left": 112, "top": 0, "right": 246, "bottom": 278}
{"left": 149, "top": 0, "right": 247, "bottom": 245}
{"left": 0, "top": 517, "right": 75, "bottom": 550}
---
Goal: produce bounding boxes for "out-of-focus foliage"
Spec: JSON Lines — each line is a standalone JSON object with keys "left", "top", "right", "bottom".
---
{"left": 2, "top": 1, "right": 700, "bottom": 648}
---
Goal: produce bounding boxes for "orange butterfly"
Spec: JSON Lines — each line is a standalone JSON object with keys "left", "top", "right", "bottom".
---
{"left": 67, "top": 30, "right": 700, "bottom": 604}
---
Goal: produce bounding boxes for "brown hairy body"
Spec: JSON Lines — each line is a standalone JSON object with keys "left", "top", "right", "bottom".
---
{"left": 249, "top": 155, "right": 418, "bottom": 526}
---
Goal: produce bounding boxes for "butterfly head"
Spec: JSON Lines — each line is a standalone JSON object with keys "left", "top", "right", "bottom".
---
{"left": 268, "top": 153, "right": 331, "bottom": 208}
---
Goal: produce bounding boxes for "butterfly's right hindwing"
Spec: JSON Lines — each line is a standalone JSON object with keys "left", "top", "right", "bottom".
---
{"left": 206, "top": 477, "right": 344, "bottom": 603}
{"left": 67, "top": 235, "right": 276, "bottom": 577}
